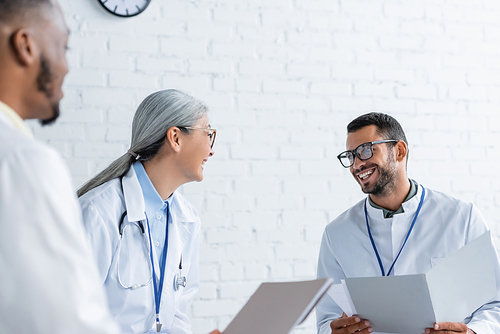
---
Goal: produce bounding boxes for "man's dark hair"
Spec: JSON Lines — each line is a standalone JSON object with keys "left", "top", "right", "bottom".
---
{"left": 0, "top": 0, "right": 52, "bottom": 22}
{"left": 347, "top": 112, "right": 409, "bottom": 162}
{"left": 347, "top": 112, "right": 408, "bottom": 144}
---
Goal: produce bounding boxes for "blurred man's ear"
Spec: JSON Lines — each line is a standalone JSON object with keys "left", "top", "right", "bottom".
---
{"left": 11, "top": 29, "right": 38, "bottom": 67}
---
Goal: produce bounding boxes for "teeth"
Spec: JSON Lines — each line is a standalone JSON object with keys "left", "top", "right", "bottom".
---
{"left": 358, "top": 170, "right": 373, "bottom": 180}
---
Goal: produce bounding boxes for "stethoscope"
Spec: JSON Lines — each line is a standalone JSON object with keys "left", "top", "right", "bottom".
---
{"left": 116, "top": 210, "right": 187, "bottom": 292}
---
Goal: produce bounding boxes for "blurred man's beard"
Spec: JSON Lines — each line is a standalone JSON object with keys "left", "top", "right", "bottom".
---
{"left": 40, "top": 104, "right": 60, "bottom": 126}
{"left": 37, "top": 55, "right": 60, "bottom": 126}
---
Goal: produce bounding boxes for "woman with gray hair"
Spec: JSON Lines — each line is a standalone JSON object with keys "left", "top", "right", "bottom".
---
{"left": 78, "top": 89, "right": 217, "bottom": 334}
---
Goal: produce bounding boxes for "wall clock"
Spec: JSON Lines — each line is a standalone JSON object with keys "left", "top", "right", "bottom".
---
{"left": 97, "top": 0, "right": 151, "bottom": 18}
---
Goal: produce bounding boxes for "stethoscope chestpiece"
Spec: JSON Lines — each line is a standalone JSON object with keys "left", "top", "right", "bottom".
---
{"left": 174, "top": 256, "right": 187, "bottom": 291}
{"left": 174, "top": 274, "right": 187, "bottom": 291}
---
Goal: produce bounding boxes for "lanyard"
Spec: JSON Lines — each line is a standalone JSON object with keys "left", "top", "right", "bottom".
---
{"left": 364, "top": 185, "right": 426, "bottom": 277}
{"left": 146, "top": 202, "right": 170, "bottom": 332}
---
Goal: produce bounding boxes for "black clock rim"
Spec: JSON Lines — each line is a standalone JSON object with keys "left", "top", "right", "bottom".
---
{"left": 97, "top": 0, "right": 152, "bottom": 18}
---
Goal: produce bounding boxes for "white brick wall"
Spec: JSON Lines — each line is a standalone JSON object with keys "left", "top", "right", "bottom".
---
{"left": 26, "top": 0, "right": 500, "bottom": 333}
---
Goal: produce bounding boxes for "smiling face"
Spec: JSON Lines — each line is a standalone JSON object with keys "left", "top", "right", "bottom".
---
{"left": 177, "top": 114, "right": 215, "bottom": 182}
{"left": 346, "top": 125, "right": 399, "bottom": 197}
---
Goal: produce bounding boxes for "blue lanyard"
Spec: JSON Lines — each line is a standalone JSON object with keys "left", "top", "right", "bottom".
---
{"left": 364, "top": 185, "right": 426, "bottom": 277}
{"left": 146, "top": 202, "right": 169, "bottom": 332}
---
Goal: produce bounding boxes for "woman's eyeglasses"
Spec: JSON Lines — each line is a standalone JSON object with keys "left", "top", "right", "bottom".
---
{"left": 179, "top": 127, "right": 217, "bottom": 148}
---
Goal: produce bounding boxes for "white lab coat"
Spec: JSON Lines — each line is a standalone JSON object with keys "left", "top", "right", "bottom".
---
{"left": 0, "top": 112, "right": 120, "bottom": 333}
{"left": 79, "top": 165, "right": 200, "bottom": 334}
{"left": 317, "top": 182, "right": 500, "bottom": 334}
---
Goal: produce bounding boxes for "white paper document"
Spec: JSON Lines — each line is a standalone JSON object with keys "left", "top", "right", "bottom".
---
{"left": 222, "top": 278, "right": 333, "bottom": 334}
{"left": 327, "top": 280, "right": 357, "bottom": 317}
{"left": 329, "top": 231, "right": 497, "bottom": 334}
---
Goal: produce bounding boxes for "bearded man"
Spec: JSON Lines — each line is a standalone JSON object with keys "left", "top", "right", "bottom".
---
{"left": 316, "top": 112, "right": 500, "bottom": 334}
{"left": 0, "top": 1, "right": 120, "bottom": 333}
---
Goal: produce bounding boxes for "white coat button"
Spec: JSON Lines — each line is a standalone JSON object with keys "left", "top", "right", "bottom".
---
{"left": 157, "top": 214, "right": 162, "bottom": 220}
{"left": 155, "top": 242, "right": 160, "bottom": 247}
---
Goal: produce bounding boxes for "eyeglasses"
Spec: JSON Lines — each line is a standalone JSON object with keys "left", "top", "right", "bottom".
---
{"left": 179, "top": 127, "right": 217, "bottom": 148}
{"left": 337, "top": 140, "right": 397, "bottom": 168}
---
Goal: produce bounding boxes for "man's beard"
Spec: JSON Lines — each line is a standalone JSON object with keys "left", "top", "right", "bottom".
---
{"left": 36, "top": 55, "right": 60, "bottom": 126}
{"left": 357, "top": 153, "right": 398, "bottom": 197}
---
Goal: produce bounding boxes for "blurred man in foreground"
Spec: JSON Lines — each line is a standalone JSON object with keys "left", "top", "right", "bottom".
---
{"left": 0, "top": 1, "right": 221, "bottom": 333}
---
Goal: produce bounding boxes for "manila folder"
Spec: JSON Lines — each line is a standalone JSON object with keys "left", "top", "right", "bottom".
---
{"left": 223, "top": 278, "right": 333, "bottom": 334}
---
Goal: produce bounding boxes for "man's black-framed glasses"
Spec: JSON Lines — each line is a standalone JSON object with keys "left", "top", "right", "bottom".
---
{"left": 337, "top": 140, "right": 398, "bottom": 168}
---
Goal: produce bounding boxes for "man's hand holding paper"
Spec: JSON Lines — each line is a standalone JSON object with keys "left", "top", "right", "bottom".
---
{"left": 425, "top": 322, "right": 474, "bottom": 334}
{"left": 330, "top": 313, "right": 372, "bottom": 334}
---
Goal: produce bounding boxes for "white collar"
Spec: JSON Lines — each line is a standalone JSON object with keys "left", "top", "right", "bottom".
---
{"left": 365, "top": 181, "right": 424, "bottom": 222}
{"left": 0, "top": 100, "right": 33, "bottom": 137}
{"left": 121, "top": 166, "right": 198, "bottom": 224}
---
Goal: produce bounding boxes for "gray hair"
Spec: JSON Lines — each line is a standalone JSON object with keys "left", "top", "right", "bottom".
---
{"left": 77, "top": 89, "right": 208, "bottom": 197}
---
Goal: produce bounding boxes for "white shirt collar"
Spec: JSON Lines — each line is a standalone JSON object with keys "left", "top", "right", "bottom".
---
{"left": 0, "top": 100, "right": 33, "bottom": 137}
{"left": 121, "top": 165, "right": 198, "bottom": 224}
{"left": 366, "top": 181, "right": 424, "bottom": 222}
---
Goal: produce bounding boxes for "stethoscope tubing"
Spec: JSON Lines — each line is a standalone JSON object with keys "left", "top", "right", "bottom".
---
{"left": 116, "top": 216, "right": 153, "bottom": 290}
{"left": 116, "top": 212, "right": 186, "bottom": 291}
